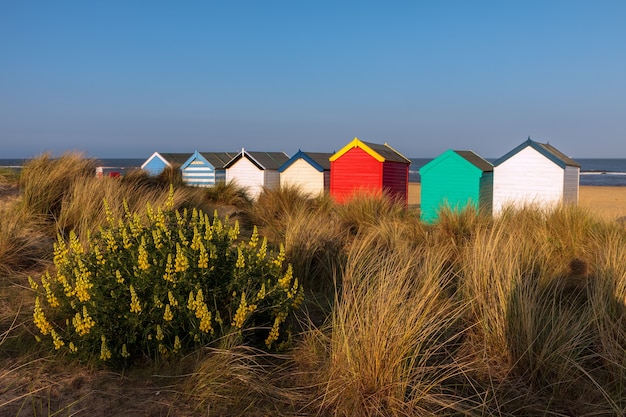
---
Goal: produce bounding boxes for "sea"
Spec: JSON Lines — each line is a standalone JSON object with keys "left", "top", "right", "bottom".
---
{"left": 1, "top": 158, "right": 626, "bottom": 186}
{"left": 409, "top": 158, "right": 626, "bottom": 187}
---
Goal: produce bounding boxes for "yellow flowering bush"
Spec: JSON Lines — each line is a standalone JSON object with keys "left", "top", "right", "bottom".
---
{"left": 31, "top": 189, "right": 303, "bottom": 366}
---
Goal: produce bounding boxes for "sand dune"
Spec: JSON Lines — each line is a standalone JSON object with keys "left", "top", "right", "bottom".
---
{"left": 408, "top": 183, "right": 626, "bottom": 221}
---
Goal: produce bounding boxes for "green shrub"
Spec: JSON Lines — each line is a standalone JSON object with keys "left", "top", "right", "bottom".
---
{"left": 30, "top": 189, "right": 303, "bottom": 366}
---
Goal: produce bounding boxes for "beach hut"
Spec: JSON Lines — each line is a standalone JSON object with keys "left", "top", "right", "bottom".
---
{"left": 180, "top": 151, "right": 237, "bottom": 187}
{"left": 492, "top": 138, "right": 580, "bottom": 215}
{"left": 140, "top": 152, "right": 191, "bottom": 176}
{"left": 278, "top": 150, "right": 332, "bottom": 195}
{"left": 329, "top": 137, "right": 411, "bottom": 204}
{"left": 224, "top": 149, "right": 290, "bottom": 199}
{"left": 419, "top": 149, "right": 493, "bottom": 223}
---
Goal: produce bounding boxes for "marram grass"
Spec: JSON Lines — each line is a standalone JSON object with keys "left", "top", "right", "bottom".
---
{"left": 4, "top": 157, "right": 626, "bottom": 416}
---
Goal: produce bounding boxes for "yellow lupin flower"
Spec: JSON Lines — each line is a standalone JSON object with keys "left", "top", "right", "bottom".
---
{"left": 69, "top": 342, "right": 78, "bottom": 353}
{"left": 163, "top": 253, "right": 174, "bottom": 283}
{"left": 72, "top": 305, "right": 96, "bottom": 336}
{"left": 178, "top": 228, "right": 189, "bottom": 247}
{"left": 235, "top": 247, "right": 245, "bottom": 269}
{"left": 69, "top": 230, "right": 83, "bottom": 255}
{"left": 28, "top": 276, "right": 39, "bottom": 290}
{"left": 153, "top": 294, "right": 164, "bottom": 308}
{"left": 293, "top": 287, "right": 304, "bottom": 309}
{"left": 287, "top": 277, "right": 299, "bottom": 299}
{"left": 228, "top": 220, "right": 240, "bottom": 241}
{"left": 129, "top": 285, "right": 142, "bottom": 313}
{"left": 137, "top": 237, "right": 150, "bottom": 270}
{"left": 121, "top": 344, "right": 130, "bottom": 358}
{"left": 53, "top": 235, "right": 69, "bottom": 267}
{"left": 174, "top": 243, "right": 189, "bottom": 272}
{"left": 121, "top": 225, "right": 132, "bottom": 249}
{"left": 156, "top": 324, "right": 165, "bottom": 341}
{"left": 249, "top": 226, "right": 258, "bottom": 248}
{"left": 197, "top": 303, "right": 213, "bottom": 334}
{"left": 198, "top": 243, "right": 209, "bottom": 269}
{"left": 155, "top": 208, "right": 167, "bottom": 233}
{"left": 265, "top": 312, "right": 287, "bottom": 348}
{"left": 103, "top": 199, "right": 116, "bottom": 227}
{"left": 257, "top": 237, "right": 267, "bottom": 260}
{"left": 232, "top": 292, "right": 256, "bottom": 329}
{"left": 74, "top": 272, "right": 92, "bottom": 302}
{"left": 93, "top": 244, "right": 105, "bottom": 265}
{"left": 273, "top": 244, "right": 285, "bottom": 268}
{"left": 33, "top": 297, "right": 53, "bottom": 335}
{"left": 152, "top": 228, "right": 163, "bottom": 249}
{"left": 163, "top": 304, "right": 173, "bottom": 321}
{"left": 51, "top": 329, "right": 65, "bottom": 350}
{"left": 130, "top": 212, "right": 143, "bottom": 237}
{"left": 115, "top": 270, "right": 124, "bottom": 284}
{"left": 190, "top": 226, "right": 201, "bottom": 250}
{"left": 100, "top": 335, "right": 112, "bottom": 361}
{"left": 103, "top": 229, "right": 118, "bottom": 252}
{"left": 212, "top": 211, "right": 223, "bottom": 234}
{"left": 173, "top": 335, "right": 182, "bottom": 353}
{"left": 57, "top": 273, "right": 74, "bottom": 298}
{"left": 278, "top": 265, "right": 294, "bottom": 290}
{"left": 41, "top": 272, "right": 59, "bottom": 308}
{"left": 187, "top": 291, "right": 196, "bottom": 311}
{"left": 256, "top": 283, "right": 266, "bottom": 300}
{"left": 168, "top": 291, "right": 178, "bottom": 307}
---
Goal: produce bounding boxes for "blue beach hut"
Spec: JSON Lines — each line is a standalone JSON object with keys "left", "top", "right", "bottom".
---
{"left": 141, "top": 152, "right": 191, "bottom": 176}
{"left": 180, "top": 151, "right": 238, "bottom": 187}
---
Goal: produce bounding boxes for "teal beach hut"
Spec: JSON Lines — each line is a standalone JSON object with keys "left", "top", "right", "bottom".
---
{"left": 419, "top": 149, "right": 493, "bottom": 223}
{"left": 180, "top": 151, "right": 237, "bottom": 187}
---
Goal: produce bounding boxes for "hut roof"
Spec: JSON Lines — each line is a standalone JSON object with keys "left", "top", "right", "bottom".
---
{"left": 494, "top": 138, "right": 580, "bottom": 169}
{"left": 454, "top": 150, "right": 494, "bottom": 172}
{"left": 329, "top": 137, "right": 411, "bottom": 164}
{"left": 278, "top": 150, "right": 332, "bottom": 172}
{"left": 224, "top": 149, "right": 290, "bottom": 170}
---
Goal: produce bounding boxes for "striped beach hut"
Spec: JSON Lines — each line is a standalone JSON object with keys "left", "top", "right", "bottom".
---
{"left": 180, "top": 151, "right": 237, "bottom": 187}
{"left": 492, "top": 138, "right": 580, "bottom": 215}
{"left": 419, "top": 149, "right": 493, "bottom": 223}
{"left": 141, "top": 152, "right": 191, "bottom": 176}
{"left": 224, "top": 149, "right": 290, "bottom": 199}
{"left": 329, "top": 137, "right": 411, "bottom": 204}
{"left": 278, "top": 150, "right": 332, "bottom": 196}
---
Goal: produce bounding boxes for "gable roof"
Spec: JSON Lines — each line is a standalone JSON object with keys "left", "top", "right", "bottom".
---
{"left": 141, "top": 152, "right": 191, "bottom": 169}
{"left": 419, "top": 149, "right": 493, "bottom": 175}
{"left": 180, "top": 151, "right": 238, "bottom": 170}
{"left": 494, "top": 138, "right": 580, "bottom": 169}
{"left": 224, "top": 149, "right": 290, "bottom": 170}
{"left": 455, "top": 150, "right": 494, "bottom": 172}
{"left": 329, "top": 137, "right": 411, "bottom": 164}
{"left": 197, "top": 151, "right": 238, "bottom": 169}
{"left": 278, "top": 150, "right": 332, "bottom": 173}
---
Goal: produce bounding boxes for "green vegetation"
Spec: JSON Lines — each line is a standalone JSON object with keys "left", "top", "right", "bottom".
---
{"left": 2, "top": 153, "right": 626, "bottom": 416}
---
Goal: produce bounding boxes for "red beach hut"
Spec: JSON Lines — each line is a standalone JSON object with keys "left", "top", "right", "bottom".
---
{"left": 329, "top": 137, "right": 411, "bottom": 204}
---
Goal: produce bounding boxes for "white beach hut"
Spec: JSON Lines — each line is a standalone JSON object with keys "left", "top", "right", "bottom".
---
{"left": 278, "top": 150, "right": 332, "bottom": 196}
{"left": 224, "top": 149, "right": 290, "bottom": 199}
{"left": 492, "top": 138, "right": 580, "bottom": 215}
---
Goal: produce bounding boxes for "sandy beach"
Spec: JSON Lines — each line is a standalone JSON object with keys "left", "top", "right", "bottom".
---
{"left": 408, "top": 183, "right": 626, "bottom": 221}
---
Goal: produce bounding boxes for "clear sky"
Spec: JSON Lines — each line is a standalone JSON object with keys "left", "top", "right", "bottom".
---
{"left": 2, "top": 1, "right": 625, "bottom": 159}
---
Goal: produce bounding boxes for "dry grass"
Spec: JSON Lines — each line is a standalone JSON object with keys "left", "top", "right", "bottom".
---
{"left": 5, "top": 161, "right": 626, "bottom": 416}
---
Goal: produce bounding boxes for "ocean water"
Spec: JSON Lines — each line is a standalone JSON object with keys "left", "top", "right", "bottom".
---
{"left": 409, "top": 158, "right": 626, "bottom": 186}
{"left": 2, "top": 158, "right": 626, "bottom": 186}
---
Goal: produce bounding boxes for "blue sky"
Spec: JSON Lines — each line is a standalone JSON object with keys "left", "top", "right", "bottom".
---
{"left": 1, "top": 1, "right": 625, "bottom": 159}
